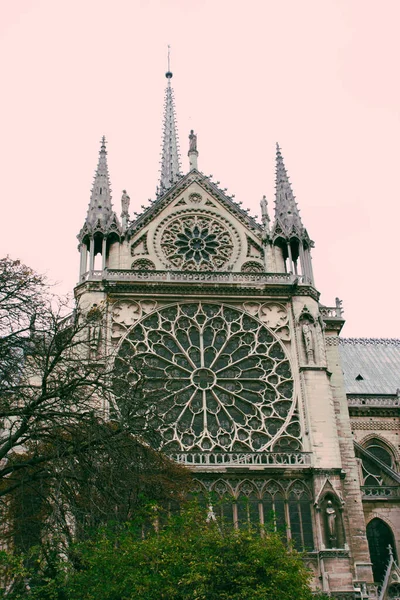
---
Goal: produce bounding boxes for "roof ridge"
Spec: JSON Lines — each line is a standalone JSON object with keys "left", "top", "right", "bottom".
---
{"left": 340, "top": 337, "right": 400, "bottom": 346}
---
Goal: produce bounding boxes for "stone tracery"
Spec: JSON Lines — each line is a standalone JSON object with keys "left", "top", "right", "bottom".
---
{"left": 113, "top": 302, "right": 300, "bottom": 453}
{"left": 158, "top": 214, "right": 237, "bottom": 270}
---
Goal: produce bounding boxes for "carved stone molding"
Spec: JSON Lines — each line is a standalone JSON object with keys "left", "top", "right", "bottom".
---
{"left": 325, "top": 336, "right": 340, "bottom": 346}
{"left": 351, "top": 421, "right": 399, "bottom": 430}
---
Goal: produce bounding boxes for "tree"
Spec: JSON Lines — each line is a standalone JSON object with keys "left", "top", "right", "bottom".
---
{"left": 0, "top": 502, "right": 327, "bottom": 600}
{"left": 0, "top": 257, "right": 190, "bottom": 550}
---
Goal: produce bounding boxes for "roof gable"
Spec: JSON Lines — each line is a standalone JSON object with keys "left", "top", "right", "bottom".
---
{"left": 127, "top": 170, "right": 262, "bottom": 239}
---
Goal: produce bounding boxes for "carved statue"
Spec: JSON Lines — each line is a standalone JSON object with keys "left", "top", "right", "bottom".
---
{"left": 335, "top": 297, "right": 343, "bottom": 317}
{"left": 121, "top": 190, "right": 130, "bottom": 216}
{"left": 325, "top": 500, "right": 337, "bottom": 547}
{"left": 189, "top": 130, "right": 197, "bottom": 152}
{"left": 260, "top": 195, "right": 270, "bottom": 231}
{"left": 87, "top": 304, "right": 102, "bottom": 357}
{"left": 302, "top": 322, "right": 315, "bottom": 364}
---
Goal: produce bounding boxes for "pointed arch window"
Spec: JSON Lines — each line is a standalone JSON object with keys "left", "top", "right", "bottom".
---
{"left": 362, "top": 440, "right": 395, "bottom": 487}
{"left": 367, "top": 518, "right": 397, "bottom": 584}
{"left": 288, "top": 489, "right": 314, "bottom": 551}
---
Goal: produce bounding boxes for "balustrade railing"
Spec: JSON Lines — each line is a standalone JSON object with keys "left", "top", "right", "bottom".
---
{"left": 348, "top": 397, "right": 400, "bottom": 408}
{"left": 80, "top": 269, "right": 298, "bottom": 285}
{"left": 170, "top": 451, "right": 312, "bottom": 467}
{"left": 361, "top": 486, "right": 400, "bottom": 499}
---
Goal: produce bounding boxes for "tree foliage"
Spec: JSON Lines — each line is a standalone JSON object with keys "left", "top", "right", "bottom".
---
{"left": 0, "top": 503, "right": 326, "bottom": 600}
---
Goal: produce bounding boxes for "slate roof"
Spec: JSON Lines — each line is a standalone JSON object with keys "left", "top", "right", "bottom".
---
{"left": 339, "top": 338, "right": 400, "bottom": 395}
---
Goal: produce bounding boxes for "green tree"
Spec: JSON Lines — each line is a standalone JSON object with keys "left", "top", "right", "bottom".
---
{"left": 8, "top": 503, "right": 325, "bottom": 600}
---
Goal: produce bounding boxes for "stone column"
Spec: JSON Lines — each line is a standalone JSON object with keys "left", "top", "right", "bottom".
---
{"left": 102, "top": 237, "right": 107, "bottom": 271}
{"left": 89, "top": 238, "right": 95, "bottom": 272}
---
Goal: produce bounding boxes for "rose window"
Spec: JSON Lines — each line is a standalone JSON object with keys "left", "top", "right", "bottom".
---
{"left": 159, "top": 215, "right": 235, "bottom": 270}
{"left": 113, "top": 303, "right": 300, "bottom": 453}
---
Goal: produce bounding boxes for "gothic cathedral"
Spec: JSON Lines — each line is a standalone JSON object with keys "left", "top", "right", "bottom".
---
{"left": 75, "top": 68, "right": 400, "bottom": 599}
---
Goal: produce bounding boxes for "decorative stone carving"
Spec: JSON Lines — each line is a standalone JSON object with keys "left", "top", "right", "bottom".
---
{"left": 111, "top": 300, "right": 158, "bottom": 340}
{"left": 241, "top": 261, "right": 263, "bottom": 273}
{"left": 320, "top": 494, "right": 345, "bottom": 549}
{"left": 131, "top": 258, "right": 156, "bottom": 271}
{"left": 189, "top": 129, "right": 197, "bottom": 152}
{"left": 130, "top": 234, "right": 148, "bottom": 256}
{"left": 246, "top": 237, "right": 263, "bottom": 259}
{"left": 112, "top": 301, "right": 141, "bottom": 327}
{"left": 259, "top": 303, "right": 288, "bottom": 329}
{"left": 189, "top": 192, "right": 202, "bottom": 204}
{"left": 351, "top": 421, "right": 399, "bottom": 430}
{"left": 325, "top": 500, "right": 337, "bottom": 546}
{"left": 302, "top": 322, "right": 315, "bottom": 364}
{"left": 113, "top": 302, "right": 300, "bottom": 453}
{"left": 157, "top": 213, "right": 239, "bottom": 271}
{"left": 87, "top": 303, "right": 102, "bottom": 357}
{"left": 242, "top": 301, "right": 261, "bottom": 317}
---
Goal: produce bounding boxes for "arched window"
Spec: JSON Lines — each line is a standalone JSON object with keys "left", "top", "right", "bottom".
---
{"left": 362, "top": 440, "right": 395, "bottom": 486}
{"left": 367, "top": 518, "right": 397, "bottom": 584}
{"left": 288, "top": 490, "right": 314, "bottom": 551}
{"left": 366, "top": 442, "right": 394, "bottom": 468}
{"left": 261, "top": 490, "right": 286, "bottom": 534}
{"left": 236, "top": 493, "right": 260, "bottom": 528}
{"left": 388, "top": 583, "right": 400, "bottom": 599}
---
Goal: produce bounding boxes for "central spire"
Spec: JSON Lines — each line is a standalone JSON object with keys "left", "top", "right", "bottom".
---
{"left": 159, "top": 48, "right": 181, "bottom": 193}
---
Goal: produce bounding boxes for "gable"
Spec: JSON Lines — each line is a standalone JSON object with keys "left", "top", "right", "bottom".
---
{"left": 125, "top": 173, "right": 265, "bottom": 273}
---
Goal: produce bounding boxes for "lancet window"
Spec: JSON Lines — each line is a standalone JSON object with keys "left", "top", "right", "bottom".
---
{"left": 193, "top": 479, "right": 314, "bottom": 551}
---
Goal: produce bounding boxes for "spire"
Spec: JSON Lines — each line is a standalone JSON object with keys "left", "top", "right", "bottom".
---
{"left": 86, "top": 136, "right": 114, "bottom": 229}
{"left": 159, "top": 48, "right": 181, "bottom": 193}
{"left": 78, "top": 137, "right": 121, "bottom": 243}
{"left": 274, "top": 143, "right": 304, "bottom": 237}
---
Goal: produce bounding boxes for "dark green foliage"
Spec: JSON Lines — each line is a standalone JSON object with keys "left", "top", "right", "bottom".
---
{"left": 0, "top": 503, "right": 328, "bottom": 600}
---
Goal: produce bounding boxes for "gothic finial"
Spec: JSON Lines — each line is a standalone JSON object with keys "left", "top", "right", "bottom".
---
{"left": 159, "top": 58, "right": 181, "bottom": 193}
{"left": 188, "top": 129, "right": 198, "bottom": 170}
{"left": 273, "top": 143, "right": 304, "bottom": 236}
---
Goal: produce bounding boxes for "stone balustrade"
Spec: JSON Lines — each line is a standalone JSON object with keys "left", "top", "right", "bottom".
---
{"left": 361, "top": 486, "right": 400, "bottom": 499}
{"left": 348, "top": 397, "right": 400, "bottom": 408}
{"left": 171, "top": 451, "right": 312, "bottom": 467}
{"left": 80, "top": 269, "right": 298, "bottom": 285}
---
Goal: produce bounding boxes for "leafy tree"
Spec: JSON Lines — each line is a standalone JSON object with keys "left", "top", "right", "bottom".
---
{"left": 0, "top": 257, "right": 190, "bottom": 550}
{"left": 0, "top": 503, "right": 327, "bottom": 600}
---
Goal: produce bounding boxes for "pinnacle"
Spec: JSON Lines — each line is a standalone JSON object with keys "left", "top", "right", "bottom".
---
{"left": 273, "top": 143, "right": 304, "bottom": 238}
{"left": 78, "top": 137, "right": 121, "bottom": 239}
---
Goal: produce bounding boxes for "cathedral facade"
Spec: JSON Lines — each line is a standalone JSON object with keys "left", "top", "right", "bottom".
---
{"left": 75, "top": 68, "right": 400, "bottom": 599}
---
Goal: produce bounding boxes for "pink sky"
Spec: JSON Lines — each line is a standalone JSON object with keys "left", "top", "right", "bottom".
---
{"left": 0, "top": 0, "right": 399, "bottom": 337}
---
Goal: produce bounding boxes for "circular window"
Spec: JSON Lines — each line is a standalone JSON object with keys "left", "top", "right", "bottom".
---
{"left": 113, "top": 303, "right": 299, "bottom": 453}
{"left": 156, "top": 214, "right": 239, "bottom": 271}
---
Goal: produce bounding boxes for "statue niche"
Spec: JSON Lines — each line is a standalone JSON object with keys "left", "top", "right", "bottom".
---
{"left": 298, "top": 309, "right": 316, "bottom": 365}
{"left": 321, "top": 494, "right": 344, "bottom": 549}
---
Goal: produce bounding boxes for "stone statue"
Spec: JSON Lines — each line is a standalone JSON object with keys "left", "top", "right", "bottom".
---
{"left": 87, "top": 304, "right": 102, "bottom": 357}
{"left": 335, "top": 297, "right": 343, "bottom": 317}
{"left": 302, "top": 322, "right": 315, "bottom": 363}
{"left": 121, "top": 190, "right": 130, "bottom": 216}
{"left": 189, "top": 130, "right": 197, "bottom": 152}
{"left": 325, "top": 500, "right": 337, "bottom": 547}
